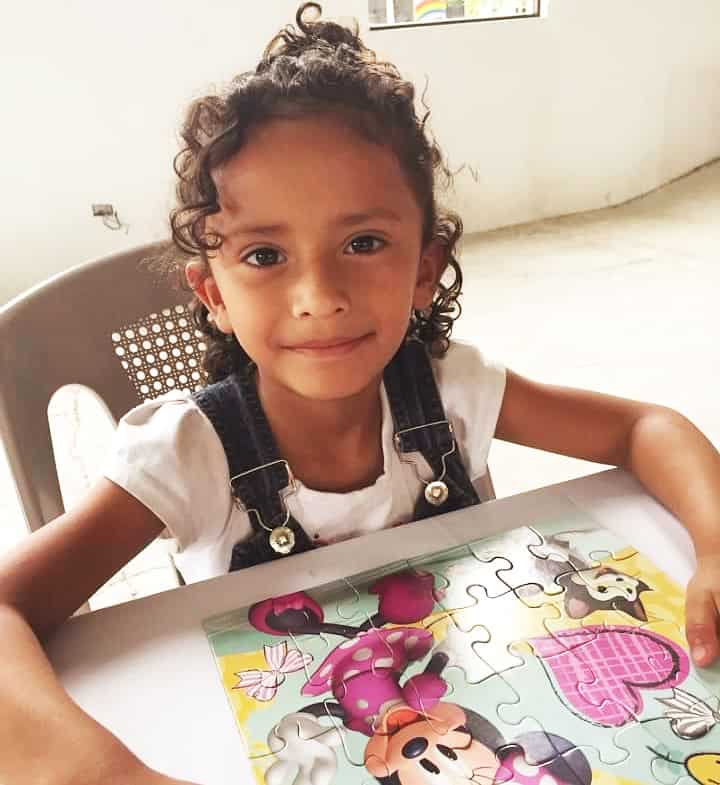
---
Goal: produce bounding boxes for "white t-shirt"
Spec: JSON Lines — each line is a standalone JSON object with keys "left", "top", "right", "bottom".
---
{"left": 103, "top": 341, "right": 506, "bottom": 584}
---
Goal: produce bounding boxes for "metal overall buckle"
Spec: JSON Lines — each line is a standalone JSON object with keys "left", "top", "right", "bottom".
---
{"left": 229, "top": 460, "right": 298, "bottom": 555}
{"left": 393, "top": 419, "right": 456, "bottom": 506}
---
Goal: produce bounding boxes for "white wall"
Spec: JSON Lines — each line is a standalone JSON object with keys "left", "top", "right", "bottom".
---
{"left": 392, "top": 0, "right": 720, "bottom": 231}
{"left": 2, "top": 0, "right": 719, "bottom": 303}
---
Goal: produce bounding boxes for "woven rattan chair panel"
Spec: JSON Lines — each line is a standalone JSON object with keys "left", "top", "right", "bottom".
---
{"left": 112, "top": 304, "right": 207, "bottom": 401}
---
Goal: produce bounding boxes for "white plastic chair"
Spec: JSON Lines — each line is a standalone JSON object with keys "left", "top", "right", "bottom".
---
{"left": 0, "top": 242, "right": 203, "bottom": 536}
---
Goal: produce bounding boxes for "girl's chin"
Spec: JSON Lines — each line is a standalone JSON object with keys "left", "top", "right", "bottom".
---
{"left": 283, "top": 361, "right": 385, "bottom": 401}
{"left": 287, "top": 375, "right": 380, "bottom": 402}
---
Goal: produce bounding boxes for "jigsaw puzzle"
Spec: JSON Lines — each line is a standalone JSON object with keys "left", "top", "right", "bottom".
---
{"left": 203, "top": 517, "right": 720, "bottom": 784}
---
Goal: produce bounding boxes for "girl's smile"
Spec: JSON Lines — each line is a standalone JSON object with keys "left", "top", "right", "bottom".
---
{"left": 282, "top": 332, "right": 374, "bottom": 358}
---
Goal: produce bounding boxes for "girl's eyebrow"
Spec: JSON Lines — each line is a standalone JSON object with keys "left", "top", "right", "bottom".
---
{"left": 224, "top": 208, "right": 403, "bottom": 239}
{"left": 335, "top": 208, "right": 403, "bottom": 225}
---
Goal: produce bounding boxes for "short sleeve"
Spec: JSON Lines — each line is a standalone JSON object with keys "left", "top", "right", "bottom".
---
{"left": 102, "top": 392, "right": 233, "bottom": 551}
{"left": 432, "top": 340, "right": 507, "bottom": 481}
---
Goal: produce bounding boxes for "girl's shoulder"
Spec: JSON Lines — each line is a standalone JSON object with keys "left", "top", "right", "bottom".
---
{"left": 109, "top": 389, "right": 227, "bottom": 479}
{"left": 432, "top": 339, "right": 506, "bottom": 392}
{"left": 109, "top": 389, "right": 224, "bottom": 460}
{"left": 431, "top": 340, "right": 507, "bottom": 479}
{"left": 114, "top": 389, "right": 221, "bottom": 446}
{"left": 104, "top": 390, "right": 231, "bottom": 549}
{"left": 118, "top": 389, "right": 199, "bottom": 424}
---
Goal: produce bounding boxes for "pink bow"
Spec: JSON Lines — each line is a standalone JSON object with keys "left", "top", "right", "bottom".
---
{"left": 234, "top": 641, "right": 313, "bottom": 702}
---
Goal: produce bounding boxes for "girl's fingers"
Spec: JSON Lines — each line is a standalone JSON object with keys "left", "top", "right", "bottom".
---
{"left": 685, "top": 582, "right": 720, "bottom": 667}
{"left": 713, "top": 589, "right": 720, "bottom": 658}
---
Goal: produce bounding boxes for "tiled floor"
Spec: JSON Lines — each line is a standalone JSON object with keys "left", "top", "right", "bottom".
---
{"left": 1, "top": 160, "right": 718, "bottom": 607}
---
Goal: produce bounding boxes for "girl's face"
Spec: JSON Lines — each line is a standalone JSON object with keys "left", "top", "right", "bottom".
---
{"left": 189, "top": 114, "right": 444, "bottom": 403}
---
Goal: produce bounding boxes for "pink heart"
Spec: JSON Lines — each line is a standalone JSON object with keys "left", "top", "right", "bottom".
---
{"left": 529, "top": 625, "right": 689, "bottom": 726}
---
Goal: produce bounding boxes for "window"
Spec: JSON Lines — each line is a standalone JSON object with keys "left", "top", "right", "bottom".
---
{"left": 368, "top": 0, "right": 541, "bottom": 29}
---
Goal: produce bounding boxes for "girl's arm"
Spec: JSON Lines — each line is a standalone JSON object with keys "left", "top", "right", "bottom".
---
{"left": 0, "top": 478, "right": 199, "bottom": 785}
{"left": 496, "top": 370, "right": 720, "bottom": 667}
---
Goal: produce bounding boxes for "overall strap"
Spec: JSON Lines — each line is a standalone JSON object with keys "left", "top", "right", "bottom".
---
{"left": 192, "top": 363, "right": 314, "bottom": 571}
{"left": 383, "top": 339, "right": 481, "bottom": 520}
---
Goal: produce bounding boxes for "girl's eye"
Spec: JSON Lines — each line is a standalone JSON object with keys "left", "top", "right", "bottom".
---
{"left": 346, "top": 235, "right": 386, "bottom": 254}
{"left": 243, "top": 247, "right": 284, "bottom": 267}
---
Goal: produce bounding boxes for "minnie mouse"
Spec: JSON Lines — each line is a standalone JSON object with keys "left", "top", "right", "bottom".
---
{"left": 248, "top": 571, "right": 592, "bottom": 785}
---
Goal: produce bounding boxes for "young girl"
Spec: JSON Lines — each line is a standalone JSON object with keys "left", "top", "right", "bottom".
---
{"left": 1, "top": 3, "right": 719, "bottom": 783}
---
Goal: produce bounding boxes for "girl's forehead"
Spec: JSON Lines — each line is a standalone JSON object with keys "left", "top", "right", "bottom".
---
{"left": 214, "top": 116, "right": 421, "bottom": 221}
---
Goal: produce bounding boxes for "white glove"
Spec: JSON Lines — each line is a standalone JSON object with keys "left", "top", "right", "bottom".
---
{"left": 265, "top": 711, "right": 344, "bottom": 785}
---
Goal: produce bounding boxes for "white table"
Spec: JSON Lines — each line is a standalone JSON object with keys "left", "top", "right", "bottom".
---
{"left": 46, "top": 469, "right": 696, "bottom": 784}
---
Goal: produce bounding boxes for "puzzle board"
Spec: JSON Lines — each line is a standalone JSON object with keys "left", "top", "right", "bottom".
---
{"left": 203, "top": 517, "right": 720, "bottom": 785}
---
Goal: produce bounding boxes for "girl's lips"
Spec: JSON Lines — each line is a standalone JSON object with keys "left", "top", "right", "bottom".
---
{"left": 286, "top": 334, "right": 372, "bottom": 357}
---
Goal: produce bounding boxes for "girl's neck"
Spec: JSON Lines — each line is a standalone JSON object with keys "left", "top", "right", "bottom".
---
{"left": 256, "top": 372, "right": 385, "bottom": 493}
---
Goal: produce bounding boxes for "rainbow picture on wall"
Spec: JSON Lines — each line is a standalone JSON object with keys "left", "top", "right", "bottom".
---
{"left": 414, "top": 0, "right": 447, "bottom": 22}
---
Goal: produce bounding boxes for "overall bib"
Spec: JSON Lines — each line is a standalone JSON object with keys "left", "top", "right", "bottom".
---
{"left": 193, "top": 339, "right": 482, "bottom": 571}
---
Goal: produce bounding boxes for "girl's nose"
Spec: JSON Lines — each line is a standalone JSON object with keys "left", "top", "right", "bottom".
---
{"left": 290, "top": 266, "right": 351, "bottom": 319}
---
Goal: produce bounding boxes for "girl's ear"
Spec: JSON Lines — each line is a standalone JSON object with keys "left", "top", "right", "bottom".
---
{"left": 185, "top": 262, "right": 233, "bottom": 334}
{"left": 413, "top": 238, "right": 448, "bottom": 311}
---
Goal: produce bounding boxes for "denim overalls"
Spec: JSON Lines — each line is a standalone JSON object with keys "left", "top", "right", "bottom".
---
{"left": 193, "top": 339, "right": 481, "bottom": 571}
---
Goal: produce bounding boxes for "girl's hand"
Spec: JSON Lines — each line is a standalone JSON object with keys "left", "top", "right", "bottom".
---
{"left": 685, "top": 555, "right": 720, "bottom": 667}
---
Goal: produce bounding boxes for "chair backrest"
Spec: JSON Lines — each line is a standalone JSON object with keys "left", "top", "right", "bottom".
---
{"left": 0, "top": 242, "right": 201, "bottom": 533}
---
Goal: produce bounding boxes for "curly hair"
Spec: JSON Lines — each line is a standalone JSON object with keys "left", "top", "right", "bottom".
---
{"left": 156, "top": 2, "right": 465, "bottom": 383}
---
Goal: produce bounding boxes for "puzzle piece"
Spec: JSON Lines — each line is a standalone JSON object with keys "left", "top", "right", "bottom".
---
{"left": 407, "top": 546, "right": 464, "bottom": 592}
{"left": 479, "top": 527, "right": 648, "bottom": 621}
{"left": 495, "top": 728, "right": 599, "bottom": 785}
{"left": 286, "top": 631, "right": 333, "bottom": 682}
{"left": 494, "top": 707, "right": 633, "bottom": 768}
{"left": 654, "top": 687, "right": 720, "bottom": 740}
{"left": 599, "top": 679, "right": 720, "bottom": 772}
{"left": 653, "top": 747, "right": 720, "bottom": 785}
{"left": 650, "top": 750, "right": 688, "bottom": 785}
{"left": 617, "top": 718, "right": 720, "bottom": 785}
{"left": 526, "top": 526, "right": 637, "bottom": 566}
{"left": 560, "top": 625, "right": 689, "bottom": 725}
{"left": 263, "top": 711, "right": 345, "bottom": 783}
{"left": 432, "top": 547, "right": 517, "bottom": 601}
{"left": 588, "top": 547, "right": 638, "bottom": 565}
{"left": 316, "top": 699, "right": 368, "bottom": 767}
{"left": 556, "top": 562, "right": 650, "bottom": 621}
{"left": 467, "top": 526, "right": 576, "bottom": 597}
{"left": 334, "top": 568, "right": 401, "bottom": 625}
{"left": 335, "top": 575, "right": 366, "bottom": 622}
